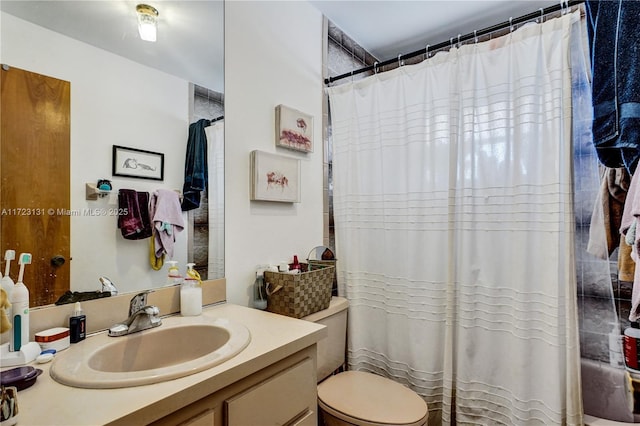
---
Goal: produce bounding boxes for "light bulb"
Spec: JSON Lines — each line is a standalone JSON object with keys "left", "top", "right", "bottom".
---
{"left": 136, "top": 4, "right": 158, "bottom": 42}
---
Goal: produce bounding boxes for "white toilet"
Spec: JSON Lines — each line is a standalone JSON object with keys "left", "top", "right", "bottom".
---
{"left": 303, "top": 297, "right": 429, "bottom": 426}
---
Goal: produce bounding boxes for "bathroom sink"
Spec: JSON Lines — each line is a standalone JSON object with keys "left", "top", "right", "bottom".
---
{"left": 49, "top": 317, "right": 251, "bottom": 388}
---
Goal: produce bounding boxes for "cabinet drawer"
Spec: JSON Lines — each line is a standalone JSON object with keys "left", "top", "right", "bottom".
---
{"left": 225, "top": 358, "right": 315, "bottom": 425}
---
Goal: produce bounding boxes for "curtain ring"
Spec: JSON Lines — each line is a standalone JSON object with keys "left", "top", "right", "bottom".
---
{"left": 398, "top": 54, "right": 403, "bottom": 67}
{"left": 450, "top": 37, "right": 454, "bottom": 48}
{"left": 509, "top": 17, "right": 514, "bottom": 32}
{"left": 539, "top": 7, "right": 544, "bottom": 23}
{"left": 457, "top": 34, "right": 461, "bottom": 48}
{"left": 350, "top": 70, "right": 354, "bottom": 83}
{"left": 374, "top": 61, "right": 379, "bottom": 74}
{"left": 425, "top": 44, "right": 430, "bottom": 59}
{"left": 474, "top": 30, "right": 478, "bottom": 44}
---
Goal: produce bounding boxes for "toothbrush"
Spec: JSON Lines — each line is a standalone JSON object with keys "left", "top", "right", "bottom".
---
{"left": 16, "top": 253, "right": 32, "bottom": 283}
{"left": 3, "top": 250, "right": 15, "bottom": 279}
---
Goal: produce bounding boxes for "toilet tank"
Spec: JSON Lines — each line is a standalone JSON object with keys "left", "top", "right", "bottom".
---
{"left": 302, "top": 297, "right": 348, "bottom": 382}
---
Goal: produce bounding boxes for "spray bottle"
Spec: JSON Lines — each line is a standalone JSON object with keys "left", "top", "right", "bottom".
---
{"left": 0, "top": 250, "right": 16, "bottom": 342}
{"left": 10, "top": 253, "right": 31, "bottom": 351}
{"left": 180, "top": 263, "right": 202, "bottom": 316}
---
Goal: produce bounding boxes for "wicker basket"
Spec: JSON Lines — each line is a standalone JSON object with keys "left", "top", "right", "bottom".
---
{"left": 264, "top": 264, "right": 335, "bottom": 318}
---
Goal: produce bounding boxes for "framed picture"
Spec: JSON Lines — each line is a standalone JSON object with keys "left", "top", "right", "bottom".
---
{"left": 250, "top": 150, "right": 300, "bottom": 203}
{"left": 112, "top": 145, "right": 164, "bottom": 181}
{"left": 275, "top": 104, "right": 313, "bottom": 153}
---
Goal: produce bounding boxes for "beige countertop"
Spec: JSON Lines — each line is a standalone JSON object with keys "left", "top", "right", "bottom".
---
{"left": 5, "top": 303, "right": 326, "bottom": 426}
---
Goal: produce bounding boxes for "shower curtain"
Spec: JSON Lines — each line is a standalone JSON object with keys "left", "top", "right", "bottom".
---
{"left": 327, "top": 11, "right": 582, "bottom": 425}
{"left": 206, "top": 120, "right": 224, "bottom": 279}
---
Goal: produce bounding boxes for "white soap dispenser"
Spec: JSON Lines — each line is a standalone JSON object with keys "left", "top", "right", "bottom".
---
{"left": 10, "top": 253, "right": 31, "bottom": 351}
{"left": 166, "top": 261, "right": 183, "bottom": 286}
{"left": 180, "top": 263, "right": 202, "bottom": 316}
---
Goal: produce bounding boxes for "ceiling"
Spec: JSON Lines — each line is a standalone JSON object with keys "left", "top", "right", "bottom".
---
{"left": 0, "top": 0, "right": 224, "bottom": 93}
{"left": 311, "top": 0, "right": 558, "bottom": 61}
{"left": 1, "top": 1, "right": 560, "bottom": 93}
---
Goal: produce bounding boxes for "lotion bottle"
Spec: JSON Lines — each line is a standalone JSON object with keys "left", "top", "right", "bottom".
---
{"left": 69, "top": 302, "right": 86, "bottom": 343}
{"left": 10, "top": 253, "right": 31, "bottom": 352}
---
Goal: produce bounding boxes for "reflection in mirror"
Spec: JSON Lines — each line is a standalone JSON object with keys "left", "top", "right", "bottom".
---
{"left": 0, "top": 1, "right": 224, "bottom": 307}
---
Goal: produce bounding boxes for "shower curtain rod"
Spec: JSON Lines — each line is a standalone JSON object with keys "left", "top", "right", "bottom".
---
{"left": 324, "top": 0, "right": 584, "bottom": 85}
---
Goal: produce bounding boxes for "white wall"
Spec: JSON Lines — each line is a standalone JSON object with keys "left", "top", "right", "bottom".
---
{"left": 1, "top": 12, "right": 189, "bottom": 294}
{"left": 225, "top": 1, "right": 324, "bottom": 306}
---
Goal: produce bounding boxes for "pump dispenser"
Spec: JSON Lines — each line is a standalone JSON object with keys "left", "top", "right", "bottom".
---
{"left": 69, "top": 301, "right": 86, "bottom": 343}
{"left": 10, "top": 253, "right": 31, "bottom": 351}
{"left": 180, "top": 263, "right": 202, "bottom": 316}
{"left": 167, "top": 261, "right": 183, "bottom": 285}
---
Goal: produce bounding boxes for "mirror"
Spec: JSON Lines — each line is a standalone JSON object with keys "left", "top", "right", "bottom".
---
{"left": 0, "top": 1, "right": 224, "bottom": 307}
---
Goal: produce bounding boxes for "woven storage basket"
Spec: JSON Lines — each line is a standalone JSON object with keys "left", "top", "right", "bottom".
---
{"left": 264, "top": 264, "right": 335, "bottom": 318}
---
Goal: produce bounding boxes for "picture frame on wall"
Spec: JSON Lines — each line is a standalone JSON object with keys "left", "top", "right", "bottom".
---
{"left": 112, "top": 145, "right": 164, "bottom": 181}
{"left": 275, "top": 104, "right": 313, "bottom": 153}
{"left": 250, "top": 150, "right": 301, "bottom": 203}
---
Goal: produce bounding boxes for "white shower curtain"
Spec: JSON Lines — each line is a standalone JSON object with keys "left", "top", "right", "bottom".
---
{"left": 328, "top": 11, "right": 582, "bottom": 425}
{"left": 206, "top": 120, "right": 224, "bottom": 279}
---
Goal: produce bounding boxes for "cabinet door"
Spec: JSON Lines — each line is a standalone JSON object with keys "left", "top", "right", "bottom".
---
{"left": 179, "top": 409, "right": 214, "bottom": 426}
{"left": 225, "top": 358, "right": 315, "bottom": 425}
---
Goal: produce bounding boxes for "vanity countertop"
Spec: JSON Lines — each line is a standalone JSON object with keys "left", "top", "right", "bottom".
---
{"left": 5, "top": 303, "right": 326, "bottom": 426}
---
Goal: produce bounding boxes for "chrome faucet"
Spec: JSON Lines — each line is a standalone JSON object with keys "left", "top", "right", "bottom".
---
{"left": 98, "top": 276, "right": 118, "bottom": 295}
{"left": 108, "top": 291, "right": 161, "bottom": 337}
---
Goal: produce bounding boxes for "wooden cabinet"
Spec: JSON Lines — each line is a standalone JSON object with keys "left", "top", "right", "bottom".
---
{"left": 226, "top": 358, "right": 314, "bottom": 425}
{"left": 151, "top": 345, "right": 318, "bottom": 426}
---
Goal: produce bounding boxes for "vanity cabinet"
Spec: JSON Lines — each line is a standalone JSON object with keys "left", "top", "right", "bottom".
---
{"left": 150, "top": 345, "right": 318, "bottom": 426}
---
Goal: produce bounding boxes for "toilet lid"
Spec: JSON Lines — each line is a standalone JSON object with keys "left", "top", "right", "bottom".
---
{"left": 317, "top": 371, "right": 428, "bottom": 425}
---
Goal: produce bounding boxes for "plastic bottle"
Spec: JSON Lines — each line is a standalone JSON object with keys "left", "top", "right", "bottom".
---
{"left": 10, "top": 253, "right": 31, "bottom": 352}
{"left": 69, "top": 301, "right": 86, "bottom": 343}
{"left": 0, "top": 250, "right": 16, "bottom": 342}
{"left": 625, "top": 322, "right": 640, "bottom": 372}
{"left": 180, "top": 263, "right": 202, "bottom": 316}
{"left": 291, "top": 255, "right": 301, "bottom": 272}
{"left": 166, "top": 261, "right": 183, "bottom": 286}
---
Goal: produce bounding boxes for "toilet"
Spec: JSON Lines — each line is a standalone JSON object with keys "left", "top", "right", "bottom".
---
{"left": 303, "top": 297, "right": 428, "bottom": 426}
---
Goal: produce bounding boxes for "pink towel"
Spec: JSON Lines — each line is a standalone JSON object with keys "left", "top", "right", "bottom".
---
{"left": 149, "top": 189, "right": 185, "bottom": 258}
{"left": 620, "top": 172, "right": 640, "bottom": 321}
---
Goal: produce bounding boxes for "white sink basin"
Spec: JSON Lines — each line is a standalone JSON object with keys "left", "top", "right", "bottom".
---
{"left": 50, "top": 317, "right": 251, "bottom": 388}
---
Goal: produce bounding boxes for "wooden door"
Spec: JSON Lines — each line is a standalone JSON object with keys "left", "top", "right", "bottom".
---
{"left": 1, "top": 65, "right": 70, "bottom": 306}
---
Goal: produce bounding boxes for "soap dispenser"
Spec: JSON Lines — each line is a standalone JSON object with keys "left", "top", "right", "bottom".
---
{"left": 166, "top": 261, "right": 183, "bottom": 285}
{"left": 180, "top": 263, "right": 202, "bottom": 316}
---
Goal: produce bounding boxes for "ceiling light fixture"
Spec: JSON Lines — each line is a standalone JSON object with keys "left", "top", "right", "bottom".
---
{"left": 136, "top": 4, "right": 159, "bottom": 42}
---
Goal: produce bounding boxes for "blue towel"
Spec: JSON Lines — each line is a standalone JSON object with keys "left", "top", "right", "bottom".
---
{"left": 181, "top": 118, "right": 210, "bottom": 211}
{"left": 586, "top": 0, "right": 640, "bottom": 174}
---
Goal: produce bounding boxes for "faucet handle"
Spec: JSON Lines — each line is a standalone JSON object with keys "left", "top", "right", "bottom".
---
{"left": 129, "top": 291, "right": 151, "bottom": 316}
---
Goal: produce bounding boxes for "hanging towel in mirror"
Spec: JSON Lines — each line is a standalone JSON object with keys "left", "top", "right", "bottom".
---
{"left": 181, "top": 118, "right": 210, "bottom": 211}
{"left": 117, "top": 189, "right": 153, "bottom": 240}
{"left": 150, "top": 189, "right": 184, "bottom": 258}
